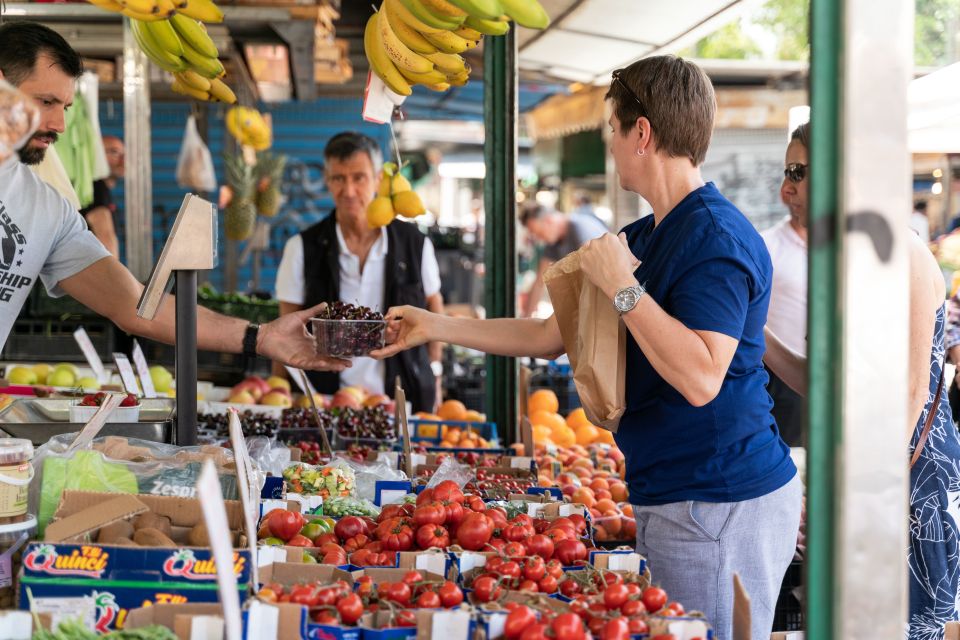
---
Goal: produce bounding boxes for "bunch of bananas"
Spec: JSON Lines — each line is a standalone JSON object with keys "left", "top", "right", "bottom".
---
{"left": 87, "top": 0, "right": 234, "bottom": 103}
{"left": 225, "top": 107, "right": 271, "bottom": 151}
{"left": 367, "top": 162, "right": 426, "bottom": 228}
{"left": 364, "top": 0, "right": 549, "bottom": 96}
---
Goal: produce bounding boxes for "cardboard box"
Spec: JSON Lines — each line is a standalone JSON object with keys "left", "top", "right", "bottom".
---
{"left": 352, "top": 567, "right": 444, "bottom": 585}
{"left": 20, "top": 491, "right": 252, "bottom": 632}
{"left": 257, "top": 564, "right": 357, "bottom": 640}
{"left": 414, "top": 609, "right": 474, "bottom": 640}
{"left": 445, "top": 548, "right": 499, "bottom": 585}
{"left": 126, "top": 601, "right": 308, "bottom": 640}
{"left": 358, "top": 611, "right": 416, "bottom": 640}
{"left": 125, "top": 603, "right": 224, "bottom": 640}
{"left": 396, "top": 550, "right": 450, "bottom": 580}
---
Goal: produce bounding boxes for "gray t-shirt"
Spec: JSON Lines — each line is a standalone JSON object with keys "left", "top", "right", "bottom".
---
{"left": 0, "top": 157, "right": 111, "bottom": 347}
{"left": 542, "top": 212, "right": 609, "bottom": 261}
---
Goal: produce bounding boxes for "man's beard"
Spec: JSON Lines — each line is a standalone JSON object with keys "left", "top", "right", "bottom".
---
{"left": 17, "top": 131, "right": 59, "bottom": 166}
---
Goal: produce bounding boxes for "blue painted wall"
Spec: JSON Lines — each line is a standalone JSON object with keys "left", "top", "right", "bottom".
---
{"left": 99, "top": 98, "right": 391, "bottom": 294}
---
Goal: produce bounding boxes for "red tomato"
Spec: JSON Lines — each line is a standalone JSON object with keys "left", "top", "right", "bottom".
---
{"left": 621, "top": 598, "right": 646, "bottom": 616}
{"left": 522, "top": 556, "right": 546, "bottom": 581}
{"left": 537, "top": 574, "right": 558, "bottom": 594}
{"left": 526, "top": 534, "right": 555, "bottom": 560}
{"left": 322, "top": 550, "right": 347, "bottom": 565}
{"left": 334, "top": 516, "right": 366, "bottom": 541}
{"left": 267, "top": 510, "right": 305, "bottom": 541}
{"left": 603, "top": 583, "right": 630, "bottom": 610}
{"left": 625, "top": 583, "right": 642, "bottom": 597}
{"left": 456, "top": 512, "right": 494, "bottom": 551}
{"left": 413, "top": 503, "right": 447, "bottom": 528}
{"left": 285, "top": 534, "right": 313, "bottom": 547}
{"left": 503, "top": 520, "right": 535, "bottom": 543}
{"left": 545, "top": 559, "right": 564, "bottom": 578}
{"left": 379, "top": 504, "right": 405, "bottom": 522}
{"left": 602, "top": 617, "right": 629, "bottom": 640}
{"left": 544, "top": 528, "right": 571, "bottom": 544}
{"left": 504, "top": 605, "right": 537, "bottom": 640}
{"left": 503, "top": 541, "right": 527, "bottom": 558}
{"left": 667, "top": 601, "right": 685, "bottom": 615}
{"left": 642, "top": 586, "right": 669, "bottom": 613}
{"left": 559, "top": 577, "right": 582, "bottom": 598}
{"left": 550, "top": 613, "right": 586, "bottom": 640}
{"left": 519, "top": 623, "right": 548, "bottom": 640}
{"left": 487, "top": 537, "right": 507, "bottom": 553}
{"left": 518, "top": 579, "right": 539, "bottom": 592}
{"left": 567, "top": 514, "right": 588, "bottom": 536}
{"left": 416, "top": 523, "right": 450, "bottom": 550}
{"left": 380, "top": 581, "right": 412, "bottom": 606}
{"left": 356, "top": 575, "right": 374, "bottom": 597}
{"left": 288, "top": 585, "right": 318, "bottom": 607}
{"left": 393, "top": 609, "right": 417, "bottom": 627}
{"left": 628, "top": 619, "right": 649, "bottom": 634}
{"left": 312, "top": 610, "right": 339, "bottom": 624}
{"left": 416, "top": 590, "right": 442, "bottom": 608}
{"left": 402, "top": 570, "right": 424, "bottom": 584}
{"left": 349, "top": 549, "right": 372, "bottom": 566}
{"left": 466, "top": 495, "right": 486, "bottom": 512}
{"left": 498, "top": 560, "right": 521, "bottom": 579}
{"left": 336, "top": 593, "right": 363, "bottom": 624}
{"left": 342, "top": 534, "right": 369, "bottom": 553}
{"left": 443, "top": 501, "right": 466, "bottom": 529}
{"left": 438, "top": 580, "right": 464, "bottom": 607}
{"left": 554, "top": 539, "right": 588, "bottom": 566}
{"left": 472, "top": 575, "right": 503, "bottom": 603}
{"left": 416, "top": 489, "right": 435, "bottom": 506}
{"left": 382, "top": 524, "right": 415, "bottom": 551}
{"left": 433, "top": 480, "right": 465, "bottom": 504}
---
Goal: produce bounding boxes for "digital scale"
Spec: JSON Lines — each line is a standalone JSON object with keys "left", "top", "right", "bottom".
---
{"left": 137, "top": 193, "right": 217, "bottom": 445}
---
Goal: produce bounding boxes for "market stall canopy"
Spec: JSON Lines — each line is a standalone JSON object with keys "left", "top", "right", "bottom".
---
{"left": 908, "top": 61, "right": 960, "bottom": 153}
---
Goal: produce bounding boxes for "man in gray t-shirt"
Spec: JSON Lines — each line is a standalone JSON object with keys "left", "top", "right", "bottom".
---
{"left": 519, "top": 203, "right": 608, "bottom": 317}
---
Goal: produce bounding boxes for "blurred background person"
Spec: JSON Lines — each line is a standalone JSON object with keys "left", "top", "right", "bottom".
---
{"left": 79, "top": 134, "right": 122, "bottom": 258}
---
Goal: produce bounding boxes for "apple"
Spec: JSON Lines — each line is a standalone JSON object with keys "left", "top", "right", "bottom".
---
{"left": 363, "top": 394, "right": 391, "bottom": 408}
{"left": 245, "top": 376, "right": 272, "bottom": 396}
{"left": 261, "top": 390, "right": 293, "bottom": 407}
{"left": 228, "top": 390, "right": 257, "bottom": 405}
{"left": 54, "top": 363, "right": 79, "bottom": 378}
{"left": 149, "top": 365, "right": 173, "bottom": 393}
{"left": 267, "top": 387, "right": 291, "bottom": 398}
{"left": 7, "top": 367, "right": 37, "bottom": 385}
{"left": 331, "top": 389, "right": 362, "bottom": 410}
{"left": 341, "top": 386, "right": 368, "bottom": 403}
{"left": 76, "top": 376, "right": 101, "bottom": 390}
{"left": 231, "top": 380, "right": 264, "bottom": 402}
{"left": 266, "top": 376, "right": 291, "bottom": 393}
{"left": 296, "top": 393, "right": 327, "bottom": 409}
{"left": 31, "top": 364, "right": 51, "bottom": 384}
{"left": 47, "top": 369, "right": 76, "bottom": 387}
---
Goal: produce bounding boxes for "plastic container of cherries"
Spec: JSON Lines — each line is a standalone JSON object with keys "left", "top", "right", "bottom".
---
{"left": 311, "top": 302, "right": 386, "bottom": 358}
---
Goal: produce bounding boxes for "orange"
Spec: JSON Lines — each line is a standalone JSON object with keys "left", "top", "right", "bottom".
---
{"left": 528, "top": 389, "right": 559, "bottom": 414}
{"left": 571, "top": 487, "right": 596, "bottom": 509}
{"left": 439, "top": 440, "right": 456, "bottom": 448}
{"left": 566, "top": 408, "right": 592, "bottom": 429}
{"left": 532, "top": 425, "right": 553, "bottom": 444}
{"left": 530, "top": 410, "right": 566, "bottom": 434}
{"left": 444, "top": 427, "right": 461, "bottom": 442}
{"left": 464, "top": 410, "right": 485, "bottom": 422}
{"left": 595, "top": 498, "right": 618, "bottom": 513}
{"left": 552, "top": 425, "right": 576, "bottom": 448}
{"left": 594, "top": 489, "right": 612, "bottom": 501}
{"left": 609, "top": 481, "right": 628, "bottom": 503}
{"left": 438, "top": 400, "right": 468, "bottom": 422}
{"left": 590, "top": 478, "right": 610, "bottom": 493}
{"left": 416, "top": 412, "right": 443, "bottom": 421}
{"left": 575, "top": 424, "right": 600, "bottom": 446}
{"left": 596, "top": 429, "right": 615, "bottom": 445}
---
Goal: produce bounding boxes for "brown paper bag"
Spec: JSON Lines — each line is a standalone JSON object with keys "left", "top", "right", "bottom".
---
{"left": 543, "top": 249, "right": 626, "bottom": 432}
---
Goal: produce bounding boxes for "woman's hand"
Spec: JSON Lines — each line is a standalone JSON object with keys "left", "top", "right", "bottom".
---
{"left": 370, "top": 305, "right": 435, "bottom": 359}
{"left": 579, "top": 232, "right": 641, "bottom": 299}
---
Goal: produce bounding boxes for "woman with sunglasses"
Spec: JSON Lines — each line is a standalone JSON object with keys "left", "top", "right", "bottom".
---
{"left": 375, "top": 56, "right": 800, "bottom": 639}
{"left": 765, "top": 125, "right": 960, "bottom": 639}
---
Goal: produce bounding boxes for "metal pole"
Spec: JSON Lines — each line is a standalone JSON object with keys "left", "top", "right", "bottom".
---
{"left": 807, "top": 0, "right": 843, "bottom": 635}
{"left": 483, "top": 27, "right": 518, "bottom": 442}
{"left": 121, "top": 17, "right": 154, "bottom": 281}
{"left": 175, "top": 270, "right": 198, "bottom": 446}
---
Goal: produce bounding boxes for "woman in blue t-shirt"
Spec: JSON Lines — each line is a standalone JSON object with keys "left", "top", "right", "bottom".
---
{"left": 375, "top": 55, "right": 800, "bottom": 639}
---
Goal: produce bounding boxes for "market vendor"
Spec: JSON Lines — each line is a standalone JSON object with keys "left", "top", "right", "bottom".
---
{"left": 273, "top": 132, "right": 444, "bottom": 413}
{"left": 0, "top": 22, "right": 348, "bottom": 374}
{"left": 373, "top": 55, "right": 800, "bottom": 639}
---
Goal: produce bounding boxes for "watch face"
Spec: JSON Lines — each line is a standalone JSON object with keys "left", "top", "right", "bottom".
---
{"left": 615, "top": 289, "right": 637, "bottom": 311}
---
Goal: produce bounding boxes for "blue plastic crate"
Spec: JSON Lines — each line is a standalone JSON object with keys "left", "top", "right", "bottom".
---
{"left": 408, "top": 419, "right": 499, "bottom": 446}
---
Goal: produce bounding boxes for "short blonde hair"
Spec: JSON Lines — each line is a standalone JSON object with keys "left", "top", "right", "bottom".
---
{"left": 605, "top": 56, "right": 716, "bottom": 166}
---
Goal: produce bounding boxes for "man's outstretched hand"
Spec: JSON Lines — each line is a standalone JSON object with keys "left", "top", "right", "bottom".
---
{"left": 257, "top": 302, "right": 352, "bottom": 372}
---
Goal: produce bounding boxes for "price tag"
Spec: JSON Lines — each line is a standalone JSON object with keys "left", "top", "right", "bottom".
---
{"left": 559, "top": 504, "right": 586, "bottom": 517}
{"left": 132, "top": 340, "right": 157, "bottom": 398}
{"left": 415, "top": 552, "right": 448, "bottom": 578}
{"left": 244, "top": 601, "right": 279, "bottom": 640}
{"left": 485, "top": 613, "right": 507, "bottom": 640}
{"left": 189, "top": 616, "right": 224, "bottom": 640}
{"left": 411, "top": 453, "right": 427, "bottom": 468}
{"left": 256, "top": 546, "right": 286, "bottom": 568}
{"left": 510, "top": 457, "right": 534, "bottom": 469}
{"left": 606, "top": 552, "right": 641, "bottom": 574}
{"left": 197, "top": 459, "right": 242, "bottom": 640}
{"left": 112, "top": 353, "right": 140, "bottom": 396}
{"left": 73, "top": 327, "right": 106, "bottom": 383}
{"left": 378, "top": 490, "right": 407, "bottom": 506}
{"left": 431, "top": 610, "right": 470, "bottom": 640}
{"left": 0, "top": 611, "right": 31, "bottom": 640}
{"left": 527, "top": 502, "right": 544, "bottom": 517}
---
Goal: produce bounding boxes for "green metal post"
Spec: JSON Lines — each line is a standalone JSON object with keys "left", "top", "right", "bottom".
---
{"left": 807, "top": 0, "right": 843, "bottom": 637}
{"left": 483, "top": 27, "right": 518, "bottom": 443}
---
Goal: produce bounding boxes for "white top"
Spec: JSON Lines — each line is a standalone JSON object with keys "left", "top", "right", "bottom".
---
{"left": 0, "top": 157, "right": 111, "bottom": 348}
{"left": 28, "top": 146, "right": 81, "bottom": 210}
{"left": 911, "top": 211, "right": 930, "bottom": 242}
{"left": 275, "top": 220, "right": 441, "bottom": 395}
{"left": 761, "top": 217, "right": 808, "bottom": 354}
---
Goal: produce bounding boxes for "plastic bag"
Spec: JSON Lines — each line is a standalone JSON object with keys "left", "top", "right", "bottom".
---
{"left": 282, "top": 459, "right": 356, "bottom": 498}
{"left": 333, "top": 454, "right": 407, "bottom": 503}
{"left": 31, "top": 434, "right": 242, "bottom": 534}
{"left": 176, "top": 114, "right": 217, "bottom": 192}
{"left": 0, "top": 78, "right": 40, "bottom": 164}
{"left": 425, "top": 456, "right": 474, "bottom": 490}
{"left": 246, "top": 436, "right": 292, "bottom": 478}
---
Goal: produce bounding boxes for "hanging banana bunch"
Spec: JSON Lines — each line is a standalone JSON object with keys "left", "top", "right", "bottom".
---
{"left": 86, "top": 0, "right": 235, "bottom": 103}
{"left": 364, "top": 0, "right": 549, "bottom": 96}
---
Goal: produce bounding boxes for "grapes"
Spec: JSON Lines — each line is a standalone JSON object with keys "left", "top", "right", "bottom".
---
{"left": 312, "top": 302, "right": 386, "bottom": 357}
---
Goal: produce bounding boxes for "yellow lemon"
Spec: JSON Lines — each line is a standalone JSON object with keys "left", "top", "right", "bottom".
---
{"left": 378, "top": 173, "right": 412, "bottom": 197}
{"left": 366, "top": 196, "right": 396, "bottom": 228}
{"left": 393, "top": 190, "right": 426, "bottom": 217}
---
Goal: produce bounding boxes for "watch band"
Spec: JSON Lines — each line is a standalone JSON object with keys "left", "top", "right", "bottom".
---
{"left": 430, "top": 360, "right": 443, "bottom": 377}
{"left": 243, "top": 323, "right": 260, "bottom": 357}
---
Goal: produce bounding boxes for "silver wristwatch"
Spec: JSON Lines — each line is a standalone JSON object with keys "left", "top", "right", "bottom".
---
{"left": 613, "top": 283, "right": 646, "bottom": 315}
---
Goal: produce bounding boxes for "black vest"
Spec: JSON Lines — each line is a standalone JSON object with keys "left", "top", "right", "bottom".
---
{"left": 300, "top": 213, "right": 436, "bottom": 412}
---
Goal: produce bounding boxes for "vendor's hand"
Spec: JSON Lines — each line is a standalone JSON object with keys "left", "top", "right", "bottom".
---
{"left": 257, "top": 303, "right": 351, "bottom": 372}
{"left": 371, "top": 305, "right": 434, "bottom": 359}
{"left": 579, "top": 232, "right": 641, "bottom": 299}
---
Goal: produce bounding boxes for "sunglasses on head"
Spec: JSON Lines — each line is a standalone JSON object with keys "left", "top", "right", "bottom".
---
{"left": 612, "top": 68, "right": 645, "bottom": 112}
{"left": 784, "top": 163, "right": 807, "bottom": 183}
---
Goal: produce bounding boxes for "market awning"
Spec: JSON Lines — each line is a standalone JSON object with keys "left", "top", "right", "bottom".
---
{"left": 909, "top": 61, "right": 960, "bottom": 153}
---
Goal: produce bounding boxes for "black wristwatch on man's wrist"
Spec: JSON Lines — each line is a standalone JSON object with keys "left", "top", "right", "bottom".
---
{"left": 243, "top": 323, "right": 260, "bottom": 357}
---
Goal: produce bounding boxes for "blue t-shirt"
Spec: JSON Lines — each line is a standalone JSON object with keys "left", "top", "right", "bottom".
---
{"left": 614, "top": 182, "right": 796, "bottom": 506}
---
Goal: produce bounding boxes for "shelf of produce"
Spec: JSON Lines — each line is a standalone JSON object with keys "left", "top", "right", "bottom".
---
{"left": 0, "top": 398, "right": 171, "bottom": 445}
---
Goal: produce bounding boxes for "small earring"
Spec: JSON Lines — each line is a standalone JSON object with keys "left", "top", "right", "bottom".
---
{"left": 636, "top": 149, "right": 644, "bottom": 156}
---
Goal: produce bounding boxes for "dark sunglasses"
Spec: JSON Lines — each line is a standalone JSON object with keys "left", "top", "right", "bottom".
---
{"left": 784, "top": 163, "right": 807, "bottom": 183}
{"left": 612, "top": 69, "right": 645, "bottom": 112}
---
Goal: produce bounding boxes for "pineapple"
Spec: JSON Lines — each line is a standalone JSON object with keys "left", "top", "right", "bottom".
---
{"left": 255, "top": 152, "right": 287, "bottom": 218}
{"left": 224, "top": 153, "right": 257, "bottom": 241}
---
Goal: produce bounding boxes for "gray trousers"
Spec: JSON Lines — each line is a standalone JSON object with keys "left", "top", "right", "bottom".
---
{"left": 632, "top": 474, "right": 802, "bottom": 640}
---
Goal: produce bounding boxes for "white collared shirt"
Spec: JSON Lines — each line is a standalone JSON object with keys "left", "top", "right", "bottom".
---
{"left": 275, "top": 220, "right": 441, "bottom": 394}
{"left": 761, "top": 217, "right": 807, "bottom": 353}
